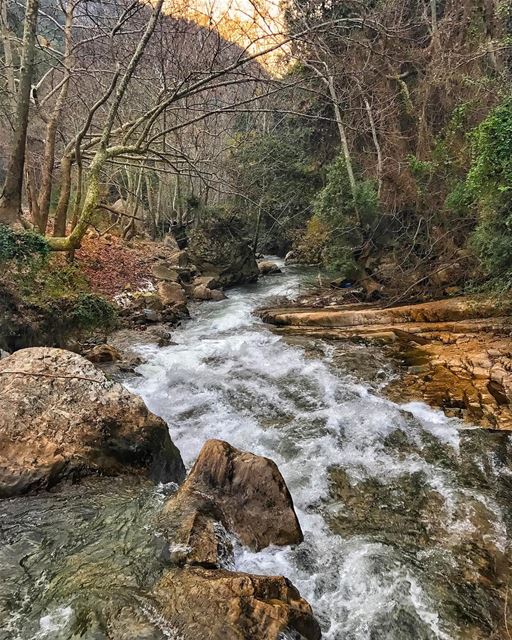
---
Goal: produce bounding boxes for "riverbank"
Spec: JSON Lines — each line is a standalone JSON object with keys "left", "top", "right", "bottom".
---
{"left": 0, "top": 228, "right": 263, "bottom": 359}
{"left": 260, "top": 295, "right": 512, "bottom": 430}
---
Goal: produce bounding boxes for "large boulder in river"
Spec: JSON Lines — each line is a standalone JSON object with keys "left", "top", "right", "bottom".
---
{"left": 258, "top": 260, "right": 282, "bottom": 276}
{"left": 188, "top": 220, "right": 259, "bottom": 287}
{"left": 0, "top": 347, "right": 185, "bottom": 497}
{"left": 159, "top": 439, "right": 303, "bottom": 559}
{"left": 152, "top": 567, "right": 321, "bottom": 640}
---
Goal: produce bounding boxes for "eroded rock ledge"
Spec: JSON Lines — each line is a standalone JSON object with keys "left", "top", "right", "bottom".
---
{"left": 260, "top": 297, "right": 512, "bottom": 430}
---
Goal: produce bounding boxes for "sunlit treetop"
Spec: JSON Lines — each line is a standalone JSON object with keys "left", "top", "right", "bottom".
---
{"left": 162, "top": 0, "right": 287, "bottom": 71}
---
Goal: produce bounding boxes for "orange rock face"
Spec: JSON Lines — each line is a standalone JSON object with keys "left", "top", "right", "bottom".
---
{"left": 261, "top": 297, "right": 512, "bottom": 429}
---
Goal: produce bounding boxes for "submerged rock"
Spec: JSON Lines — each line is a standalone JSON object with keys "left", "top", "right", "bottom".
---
{"left": 0, "top": 347, "right": 185, "bottom": 497}
{"left": 152, "top": 567, "right": 321, "bottom": 640}
{"left": 159, "top": 439, "right": 303, "bottom": 557}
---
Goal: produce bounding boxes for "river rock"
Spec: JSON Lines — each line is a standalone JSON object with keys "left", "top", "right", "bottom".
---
{"left": 192, "top": 275, "right": 221, "bottom": 289}
{"left": 85, "top": 343, "right": 122, "bottom": 363}
{"left": 157, "top": 281, "right": 187, "bottom": 309}
{"left": 284, "top": 250, "right": 296, "bottom": 265}
{"left": 191, "top": 284, "right": 226, "bottom": 302}
{"left": 258, "top": 261, "right": 282, "bottom": 275}
{"left": 168, "top": 249, "right": 190, "bottom": 269}
{"left": 152, "top": 263, "right": 179, "bottom": 282}
{"left": 0, "top": 347, "right": 185, "bottom": 496}
{"left": 152, "top": 567, "right": 321, "bottom": 640}
{"left": 188, "top": 220, "right": 258, "bottom": 287}
{"left": 160, "top": 439, "right": 303, "bottom": 554}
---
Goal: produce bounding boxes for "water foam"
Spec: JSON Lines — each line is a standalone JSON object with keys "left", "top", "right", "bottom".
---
{"left": 129, "top": 267, "right": 505, "bottom": 639}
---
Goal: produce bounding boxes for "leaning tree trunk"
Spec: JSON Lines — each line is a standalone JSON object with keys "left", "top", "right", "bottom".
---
{"left": 53, "top": 154, "right": 72, "bottom": 236}
{"left": 47, "top": 0, "right": 164, "bottom": 251}
{"left": 48, "top": 149, "right": 106, "bottom": 251}
{"left": 363, "top": 97, "right": 383, "bottom": 198}
{"left": 0, "top": 0, "right": 40, "bottom": 225}
{"left": 37, "top": 0, "right": 73, "bottom": 234}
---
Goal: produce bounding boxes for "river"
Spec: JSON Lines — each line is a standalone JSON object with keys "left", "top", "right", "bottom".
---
{"left": 1, "top": 264, "right": 511, "bottom": 639}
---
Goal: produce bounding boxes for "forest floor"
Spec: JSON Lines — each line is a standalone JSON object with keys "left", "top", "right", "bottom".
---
{"left": 76, "top": 232, "right": 174, "bottom": 299}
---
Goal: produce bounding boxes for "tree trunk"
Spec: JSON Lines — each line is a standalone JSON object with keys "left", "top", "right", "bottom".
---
{"left": 327, "top": 74, "right": 358, "bottom": 203}
{"left": 363, "top": 97, "right": 383, "bottom": 197}
{"left": 37, "top": 0, "right": 73, "bottom": 234}
{"left": 1, "top": 0, "right": 15, "bottom": 107}
{"left": 0, "top": 0, "right": 40, "bottom": 225}
{"left": 430, "top": 0, "right": 438, "bottom": 35}
{"left": 145, "top": 173, "right": 157, "bottom": 239}
{"left": 25, "top": 165, "right": 40, "bottom": 227}
{"left": 253, "top": 197, "right": 263, "bottom": 253}
{"left": 48, "top": 149, "right": 106, "bottom": 251}
{"left": 175, "top": 174, "right": 183, "bottom": 225}
{"left": 53, "top": 154, "right": 72, "bottom": 236}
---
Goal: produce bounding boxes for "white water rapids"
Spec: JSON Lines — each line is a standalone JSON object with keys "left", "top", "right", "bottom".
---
{"left": 1, "top": 263, "right": 510, "bottom": 640}
{"left": 127, "top": 264, "right": 511, "bottom": 640}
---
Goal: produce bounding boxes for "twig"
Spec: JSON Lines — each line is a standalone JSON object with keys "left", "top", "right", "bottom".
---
{"left": 0, "top": 371, "right": 105, "bottom": 383}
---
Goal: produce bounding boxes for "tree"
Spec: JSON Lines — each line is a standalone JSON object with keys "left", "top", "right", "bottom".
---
{"left": 0, "top": 0, "right": 39, "bottom": 224}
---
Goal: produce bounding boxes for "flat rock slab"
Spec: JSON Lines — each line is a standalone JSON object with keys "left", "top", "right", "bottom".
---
{"left": 152, "top": 264, "right": 179, "bottom": 282}
{"left": 261, "top": 297, "right": 508, "bottom": 328}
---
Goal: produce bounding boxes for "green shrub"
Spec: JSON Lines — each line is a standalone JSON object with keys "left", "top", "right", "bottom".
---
{"left": 70, "top": 293, "right": 117, "bottom": 330}
{"left": 293, "top": 215, "right": 329, "bottom": 264}
{"left": 466, "top": 97, "right": 512, "bottom": 281}
{"left": 313, "top": 154, "right": 378, "bottom": 275}
{"left": 0, "top": 225, "right": 49, "bottom": 268}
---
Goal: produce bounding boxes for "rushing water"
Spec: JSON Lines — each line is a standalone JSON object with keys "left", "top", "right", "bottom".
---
{"left": 1, "top": 264, "right": 511, "bottom": 639}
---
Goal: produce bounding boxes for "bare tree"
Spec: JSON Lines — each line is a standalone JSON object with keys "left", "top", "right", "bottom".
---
{"left": 0, "top": 0, "right": 39, "bottom": 224}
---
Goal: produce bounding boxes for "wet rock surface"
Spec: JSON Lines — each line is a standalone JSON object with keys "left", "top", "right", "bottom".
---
{"left": 325, "top": 428, "right": 512, "bottom": 640}
{"left": 188, "top": 220, "right": 259, "bottom": 287}
{"left": 0, "top": 477, "right": 171, "bottom": 640}
{"left": 159, "top": 439, "right": 303, "bottom": 555}
{"left": 151, "top": 440, "right": 316, "bottom": 640}
{"left": 385, "top": 331, "right": 512, "bottom": 429}
{"left": 0, "top": 347, "right": 185, "bottom": 496}
{"left": 261, "top": 297, "right": 512, "bottom": 429}
{"left": 152, "top": 567, "right": 321, "bottom": 640}
{"left": 258, "top": 260, "right": 282, "bottom": 275}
